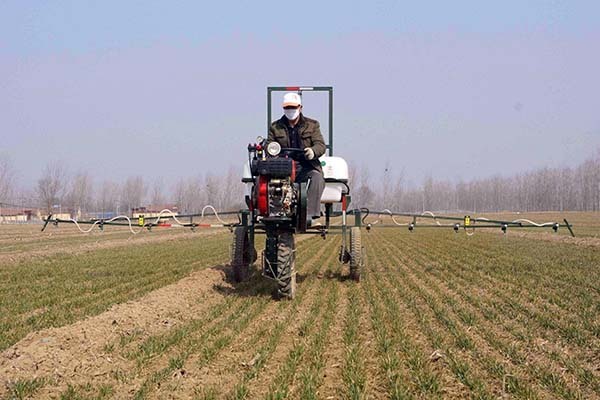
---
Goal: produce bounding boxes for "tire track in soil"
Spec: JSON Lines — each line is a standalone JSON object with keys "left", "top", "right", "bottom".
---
{"left": 381, "top": 231, "right": 600, "bottom": 399}
{"left": 240, "top": 237, "right": 342, "bottom": 399}
{"left": 104, "top": 282, "right": 277, "bottom": 399}
{"left": 167, "top": 235, "right": 338, "bottom": 398}
{"left": 223, "top": 240, "right": 340, "bottom": 400}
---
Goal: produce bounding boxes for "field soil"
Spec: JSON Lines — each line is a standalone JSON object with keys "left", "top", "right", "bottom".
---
{"left": 1, "top": 265, "right": 229, "bottom": 397}
{"left": 1, "top": 215, "right": 599, "bottom": 399}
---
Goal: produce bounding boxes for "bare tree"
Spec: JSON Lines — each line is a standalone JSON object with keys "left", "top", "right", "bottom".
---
{"left": 150, "top": 177, "right": 166, "bottom": 206}
{"left": 204, "top": 173, "right": 221, "bottom": 208}
{"left": 37, "top": 161, "right": 68, "bottom": 213}
{"left": 390, "top": 169, "right": 405, "bottom": 211}
{"left": 353, "top": 165, "right": 375, "bottom": 208}
{"left": 376, "top": 147, "right": 600, "bottom": 213}
{"left": 377, "top": 160, "right": 392, "bottom": 210}
{"left": 65, "top": 172, "right": 94, "bottom": 217}
{"left": 223, "top": 165, "right": 245, "bottom": 210}
{"left": 121, "top": 176, "right": 146, "bottom": 216}
{"left": 96, "top": 180, "right": 120, "bottom": 216}
{"left": 0, "top": 155, "right": 16, "bottom": 203}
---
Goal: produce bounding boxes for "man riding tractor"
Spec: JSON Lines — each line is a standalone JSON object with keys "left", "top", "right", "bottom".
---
{"left": 232, "top": 87, "right": 357, "bottom": 300}
{"left": 268, "top": 92, "right": 326, "bottom": 227}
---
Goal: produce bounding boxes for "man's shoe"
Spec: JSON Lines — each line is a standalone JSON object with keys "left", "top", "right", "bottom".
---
{"left": 309, "top": 218, "right": 323, "bottom": 228}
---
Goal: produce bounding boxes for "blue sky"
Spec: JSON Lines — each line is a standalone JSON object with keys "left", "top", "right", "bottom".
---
{"left": 2, "top": 1, "right": 598, "bottom": 54}
{"left": 1, "top": 1, "right": 599, "bottom": 188}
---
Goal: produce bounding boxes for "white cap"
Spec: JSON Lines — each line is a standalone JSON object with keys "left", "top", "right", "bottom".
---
{"left": 282, "top": 92, "right": 302, "bottom": 107}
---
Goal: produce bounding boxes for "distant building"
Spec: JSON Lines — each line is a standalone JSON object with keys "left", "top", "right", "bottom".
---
{"left": 45, "top": 213, "right": 72, "bottom": 221}
{"left": 132, "top": 205, "right": 179, "bottom": 219}
{"left": 0, "top": 207, "right": 34, "bottom": 223}
{"left": 87, "top": 211, "right": 117, "bottom": 220}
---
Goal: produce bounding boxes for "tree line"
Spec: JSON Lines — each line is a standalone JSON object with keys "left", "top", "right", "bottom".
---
{"left": 0, "top": 158, "right": 245, "bottom": 216}
{"left": 351, "top": 151, "right": 600, "bottom": 213}
{"left": 0, "top": 150, "right": 599, "bottom": 217}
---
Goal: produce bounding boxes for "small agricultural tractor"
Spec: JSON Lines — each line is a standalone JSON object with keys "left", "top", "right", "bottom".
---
{"left": 40, "top": 85, "right": 576, "bottom": 301}
{"left": 232, "top": 86, "right": 360, "bottom": 299}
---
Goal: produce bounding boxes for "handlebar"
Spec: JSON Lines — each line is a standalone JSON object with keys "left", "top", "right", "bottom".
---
{"left": 279, "top": 147, "right": 306, "bottom": 160}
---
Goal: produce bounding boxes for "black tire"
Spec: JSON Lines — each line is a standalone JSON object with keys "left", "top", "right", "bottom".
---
{"left": 231, "top": 226, "right": 254, "bottom": 282}
{"left": 277, "top": 231, "right": 296, "bottom": 299}
{"left": 350, "top": 227, "right": 362, "bottom": 282}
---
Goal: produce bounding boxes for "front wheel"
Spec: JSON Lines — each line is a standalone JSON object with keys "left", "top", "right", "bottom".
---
{"left": 277, "top": 232, "right": 296, "bottom": 299}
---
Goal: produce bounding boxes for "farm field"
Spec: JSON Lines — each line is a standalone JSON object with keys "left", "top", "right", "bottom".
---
{"left": 1, "top": 213, "right": 599, "bottom": 399}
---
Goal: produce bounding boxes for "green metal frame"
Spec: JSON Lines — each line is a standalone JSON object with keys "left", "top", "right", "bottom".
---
{"left": 267, "top": 86, "right": 334, "bottom": 156}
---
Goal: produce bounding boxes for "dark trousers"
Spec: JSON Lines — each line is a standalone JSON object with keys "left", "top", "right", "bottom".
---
{"left": 295, "top": 167, "right": 325, "bottom": 219}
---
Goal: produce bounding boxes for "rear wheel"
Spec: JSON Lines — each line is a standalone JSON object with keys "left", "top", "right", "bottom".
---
{"left": 350, "top": 227, "right": 362, "bottom": 282}
{"left": 231, "top": 226, "right": 254, "bottom": 282}
{"left": 277, "top": 232, "right": 296, "bottom": 299}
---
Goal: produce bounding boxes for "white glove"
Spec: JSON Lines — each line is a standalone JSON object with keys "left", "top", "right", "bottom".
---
{"left": 304, "top": 147, "right": 315, "bottom": 160}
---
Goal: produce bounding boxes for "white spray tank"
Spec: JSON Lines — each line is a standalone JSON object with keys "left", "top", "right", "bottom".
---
{"left": 319, "top": 156, "right": 349, "bottom": 203}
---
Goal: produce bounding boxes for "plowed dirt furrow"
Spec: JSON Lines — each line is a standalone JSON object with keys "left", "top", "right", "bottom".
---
{"left": 106, "top": 236, "right": 328, "bottom": 398}
{"left": 366, "top": 233, "right": 496, "bottom": 399}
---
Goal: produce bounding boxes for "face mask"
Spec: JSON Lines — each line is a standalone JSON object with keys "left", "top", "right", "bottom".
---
{"left": 284, "top": 108, "right": 300, "bottom": 120}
